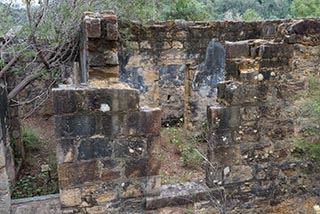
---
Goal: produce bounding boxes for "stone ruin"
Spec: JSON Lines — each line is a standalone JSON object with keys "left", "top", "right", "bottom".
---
{"left": 0, "top": 10, "right": 319, "bottom": 214}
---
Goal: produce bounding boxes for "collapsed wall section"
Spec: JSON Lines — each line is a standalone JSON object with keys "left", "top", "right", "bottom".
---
{"left": 119, "top": 19, "right": 293, "bottom": 128}
{"left": 206, "top": 19, "right": 320, "bottom": 209}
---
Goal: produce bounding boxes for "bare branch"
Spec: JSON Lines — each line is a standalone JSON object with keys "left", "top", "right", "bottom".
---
{"left": 8, "top": 73, "right": 42, "bottom": 99}
{"left": 0, "top": 52, "right": 21, "bottom": 79}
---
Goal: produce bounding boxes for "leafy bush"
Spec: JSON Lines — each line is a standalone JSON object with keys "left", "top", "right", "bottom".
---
{"left": 242, "top": 8, "right": 263, "bottom": 21}
{"left": 294, "top": 76, "right": 320, "bottom": 163}
{"left": 291, "top": 0, "right": 320, "bottom": 18}
{"left": 12, "top": 171, "right": 58, "bottom": 199}
{"left": 22, "top": 128, "right": 44, "bottom": 152}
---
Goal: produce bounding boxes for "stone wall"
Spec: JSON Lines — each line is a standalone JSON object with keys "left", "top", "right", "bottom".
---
{"left": 52, "top": 12, "right": 162, "bottom": 214}
{"left": 118, "top": 19, "right": 296, "bottom": 128}
{"left": 0, "top": 79, "right": 11, "bottom": 214}
{"left": 206, "top": 19, "right": 320, "bottom": 210}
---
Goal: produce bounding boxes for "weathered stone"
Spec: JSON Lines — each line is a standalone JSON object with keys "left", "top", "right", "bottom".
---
{"left": 258, "top": 43, "right": 293, "bottom": 59}
{"left": 193, "top": 39, "right": 225, "bottom": 97}
{"left": 146, "top": 176, "right": 161, "bottom": 196}
{"left": 106, "top": 23, "right": 118, "bottom": 41}
{"left": 207, "top": 105, "right": 240, "bottom": 130}
{"left": 209, "top": 145, "right": 241, "bottom": 165}
{"left": 114, "top": 137, "right": 146, "bottom": 158}
{"left": 56, "top": 139, "right": 76, "bottom": 164}
{"left": 225, "top": 165, "right": 253, "bottom": 184}
{"left": 88, "top": 88, "right": 139, "bottom": 112}
{"left": 84, "top": 17, "right": 101, "bottom": 38}
{"left": 60, "top": 188, "right": 82, "bottom": 207}
{"left": 78, "top": 138, "right": 113, "bottom": 160}
{"left": 55, "top": 114, "right": 96, "bottom": 138}
{"left": 225, "top": 40, "right": 249, "bottom": 58}
{"left": 289, "top": 19, "right": 320, "bottom": 35}
{"left": 146, "top": 182, "right": 210, "bottom": 210}
{"left": 52, "top": 90, "right": 77, "bottom": 115}
{"left": 58, "top": 161, "right": 99, "bottom": 188}
{"left": 217, "top": 82, "right": 269, "bottom": 106}
{"left": 121, "top": 182, "right": 145, "bottom": 198}
{"left": 104, "top": 50, "right": 119, "bottom": 65}
{"left": 139, "top": 107, "right": 162, "bottom": 135}
{"left": 125, "top": 157, "right": 160, "bottom": 178}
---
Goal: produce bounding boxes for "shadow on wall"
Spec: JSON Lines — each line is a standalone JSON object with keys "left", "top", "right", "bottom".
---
{"left": 193, "top": 39, "right": 225, "bottom": 97}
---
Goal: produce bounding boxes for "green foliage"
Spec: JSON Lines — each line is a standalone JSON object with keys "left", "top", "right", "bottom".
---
{"left": 294, "top": 76, "right": 320, "bottom": 163}
{"left": 22, "top": 128, "right": 44, "bottom": 152}
{"left": 12, "top": 171, "right": 59, "bottom": 199}
{"left": 242, "top": 8, "right": 263, "bottom": 21}
{"left": 163, "top": 0, "right": 211, "bottom": 20}
{"left": 165, "top": 127, "right": 204, "bottom": 167}
{"left": 291, "top": 0, "right": 320, "bottom": 17}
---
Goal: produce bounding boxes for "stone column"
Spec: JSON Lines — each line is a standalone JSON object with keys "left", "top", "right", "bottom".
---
{"left": 0, "top": 80, "right": 11, "bottom": 214}
{"left": 54, "top": 11, "right": 161, "bottom": 214}
{"left": 80, "top": 10, "right": 119, "bottom": 84}
{"left": 53, "top": 87, "right": 161, "bottom": 214}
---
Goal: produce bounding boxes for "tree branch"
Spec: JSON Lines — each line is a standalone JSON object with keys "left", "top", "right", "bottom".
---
{"left": 8, "top": 73, "right": 42, "bottom": 100}
{"left": 0, "top": 52, "right": 21, "bottom": 79}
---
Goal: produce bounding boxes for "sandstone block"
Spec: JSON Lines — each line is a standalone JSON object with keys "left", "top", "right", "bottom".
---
{"left": 139, "top": 107, "right": 161, "bottom": 135}
{"left": 84, "top": 17, "right": 101, "bottom": 38}
{"left": 225, "top": 40, "right": 249, "bottom": 58}
{"left": 225, "top": 165, "right": 253, "bottom": 184}
{"left": 259, "top": 43, "right": 293, "bottom": 59}
{"left": 55, "top": 114, "right": 96, "bottom": 138}
{"left": 106, "top": 23, "right": 118, "bottom": 41}
{"left": 127, "top": 108, "right": 161, "bottom": 136}
{"left": 58, "top": 161, "right": 99, "bottom": 188}
{"left": 289, "top": 19, "right": 320, "bottom": 35}
{"left": 88, "top": 88, "right": 139, "bottom": 112}
{"left": 60, "top": 188, "right": 82, "bottom": 207}
{"left": 146, "top": 176, "right": 161, "bottom": 196}
{"left": 209, "top": 145, "right": 241, "bottom": 166}
{"left": 78, "top": 138, "right": 113, "bottom": 160}
{"left": 104, "top": 50, "right": 119, "bottom": 65}
{"left": 125, "top": 157, "right": 160, "bottom": 178}
{"left": 207, "top": 105, "right": 240, "bottom": 130}
{"left": 121, "top": 182, "right": 145, "bottom": 198}
{"left": 56, "top": 138, "right": 76, "bottom": 164}
{"left": 217, "top": 81, "right": 269, "bottom": 106}
{"left": 114, "top": 137, "right": 147, "bottom": 158}
{"left": 52, "top": 89, "right": 77, "bottom": 115}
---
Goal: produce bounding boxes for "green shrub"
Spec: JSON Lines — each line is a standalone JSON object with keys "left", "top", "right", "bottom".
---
{"left": 22, "top": 128, "right": 44, "bottom": 152}
{"left": 294, "top": 76, "right": 320, "bottom": 163}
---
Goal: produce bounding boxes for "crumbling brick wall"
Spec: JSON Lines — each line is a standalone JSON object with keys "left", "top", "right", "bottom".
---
{"left": 118, "top": 19, "right": 295, "bottom": 128}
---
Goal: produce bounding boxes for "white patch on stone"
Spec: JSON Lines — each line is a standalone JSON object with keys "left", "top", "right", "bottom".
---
{"left": 270, "top": 71, "right": 276, "bottom": 76}
{"left": 257, "top": 73, "right": 264, "bottom": 81}
{"left": 100, "top": 104, "right": 110, "bottom": 112}
{"left": 224, "top": 167, "right": 230, "bottom": 176}
{"left": 129, "top": 148, "right": 135, "bottom": 153}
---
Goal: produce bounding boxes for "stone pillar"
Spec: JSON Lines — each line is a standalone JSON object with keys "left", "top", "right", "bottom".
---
{"left": 0, "top": 80, "right": 11, "bottom": 214}
{"left": 54, "top": 11, "right": 161, "bottom": 214}
{"left": 80, "top": 10, "right": 119, "bottom": 84}
{"left": 53, "top": 87, "right": 161, "bottom": 213}
{"left": 206, "top": 39, "right": 302, "bottom": 208}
